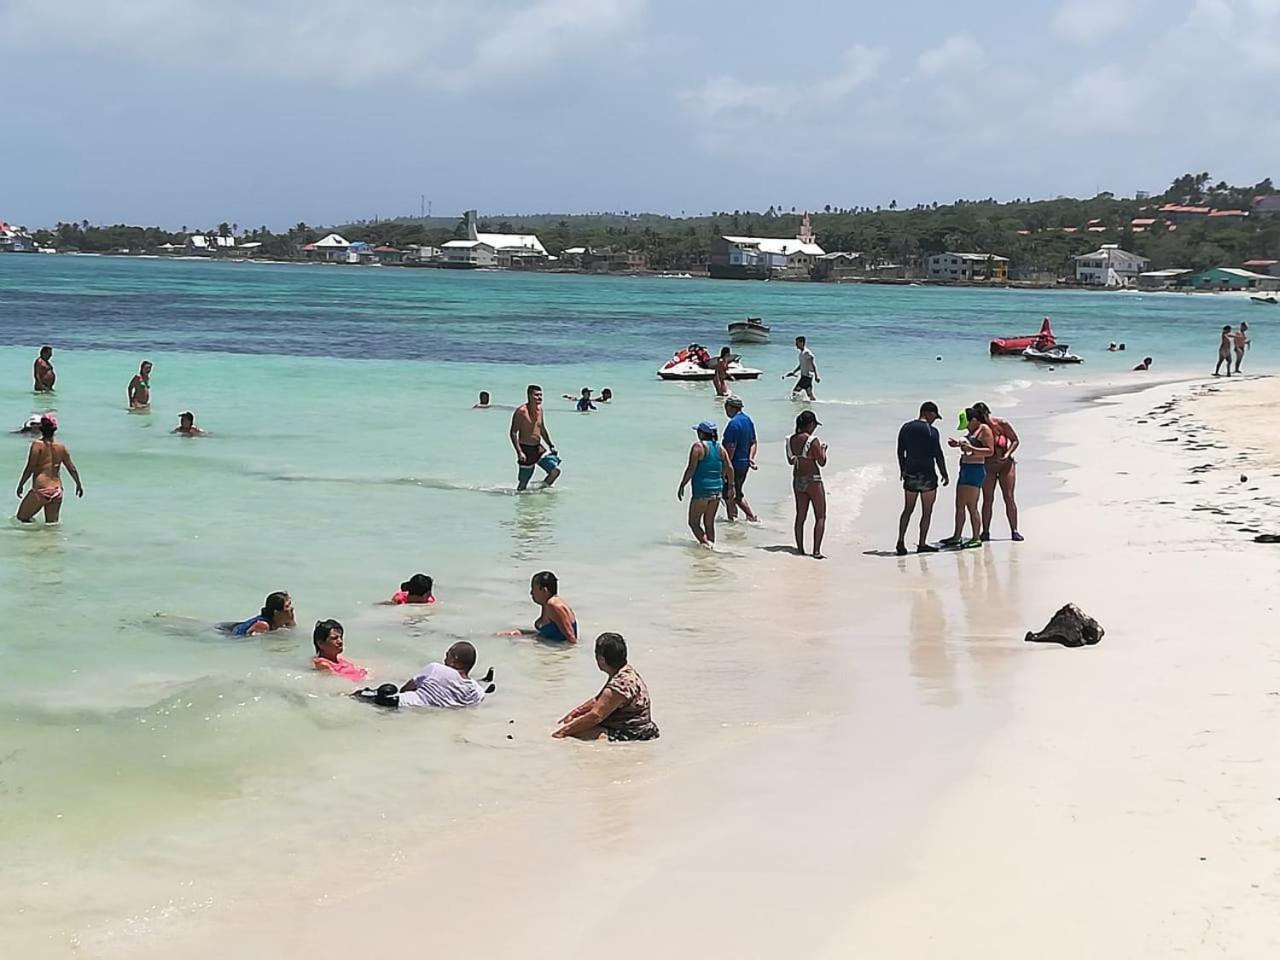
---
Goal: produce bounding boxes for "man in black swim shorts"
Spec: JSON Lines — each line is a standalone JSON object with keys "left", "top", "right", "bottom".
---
{"left": 895, "top": 401, "right": 949, "bottom": 555}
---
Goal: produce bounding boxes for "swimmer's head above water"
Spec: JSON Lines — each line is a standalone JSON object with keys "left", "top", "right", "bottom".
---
{"left": 476, "top": 391, "right": 490, "bottom": 407}
{"left": 313, "top": 618, "right": 344, "bottom": 659}
{"left": 530, "top": 570, "right": 558, "bottom": 604}
{"left": 444, "top": 640, "right": 477, "bottom": 674}
{"left": 599, "top": 388, "right": 612, "bottom": 401}
{"left": 400, "top": 573, "right": 434, "bottom": 600}
{"left": 262, "top": 591, "right": 295, "bottom": 629}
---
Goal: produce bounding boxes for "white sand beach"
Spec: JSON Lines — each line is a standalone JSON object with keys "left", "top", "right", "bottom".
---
{"left": 57, "top": 375, "right": 1275, "bottom": 960}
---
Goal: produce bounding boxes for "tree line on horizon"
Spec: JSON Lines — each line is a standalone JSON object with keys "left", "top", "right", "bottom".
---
{"left": 23, "top": 173, "right": 1279, "bottom": 275}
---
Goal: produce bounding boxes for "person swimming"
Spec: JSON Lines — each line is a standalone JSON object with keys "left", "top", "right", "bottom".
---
{"left": 224, "top": 591, "right": 295, "bottom": 637}
{"left": 501, "top": 571, "right": 577, "bottom": 644}
{"left": 172, "top": 411, "right": 206, "bottom": 436}
{"left": 388, "top": 573, "right": 435, "bottom": 605}
{"left": 597, "top": 388, "right": 613, "bottom": 403}
{"left": 563, "top": 387, "right": 596, "bottom": 412}
{"left": 474, "top": 391, "right": 491, "bottom": 409}
{"left": 311, "top": 618, "right": 368, "bottom": 682}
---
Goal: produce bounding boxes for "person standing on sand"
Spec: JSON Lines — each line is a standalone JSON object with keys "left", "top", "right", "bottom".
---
{"left": 939, "top": 408, "right": 992, "bottom": 549}
{"left": 786, "top": 410, "right": 827, "bottom": 558}
{"left": 721, "top": 395, "right": 759, "bottom": 522}
{"left": 712, "top": 347, "right": 732, "bottom": 398}
{"left": 510, "top": 384, "right": 560, "bottom": 491}
{"left": 678, "top": 420, "right": 732, "bottom": 547}
{"left": 1233, "top": 322, "right": 1250, "bottom": 374}
{"left": 783, "top": 336, "right": 820, "bottom": 401}
{"left": 128, "top": 360, "right": 153, "bottom": 409}
{"left": 1214, "top": 326, "right": 1234, "bottom": 377}
{"left": 972, "top": 401, "right": 1023, "bottom": 543}
{"left": 33, "top": 345, "right": 56, "bottom": 392}
{"left": 15, "top": 415, "right": 84, "bottom": 523}
{"left": 895, "top": 401, "right": 949, "bottom": 556}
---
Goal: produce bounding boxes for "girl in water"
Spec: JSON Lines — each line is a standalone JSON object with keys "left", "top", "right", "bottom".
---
{"left": 786, "top": 410, "right": 828, "bottom": 559}
{"left": 387, "top": 573, "right": 436, "bottom": 605}
{"left": 225, "top": 591, "right": 295, "bottom": 637}
{"left": 15, "top": 415, "right": 84, "bottom": 523}
{"left": 940, "top": 408, "right": 993, "bottom": 548}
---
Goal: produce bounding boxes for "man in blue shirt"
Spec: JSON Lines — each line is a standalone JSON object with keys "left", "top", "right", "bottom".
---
{"left": 721, "top": 395, "right": 759, "bottom": 522}
{"left": 895, "top": 401, "right": 949, "bottom": 555}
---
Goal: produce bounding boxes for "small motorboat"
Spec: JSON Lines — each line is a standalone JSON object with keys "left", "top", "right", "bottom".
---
{"left": 728, "top": 316, "right": 771, "bottom": 344}
{"left": 1249, "top": 295, "right": 1277, "bottom": 305}
{"left": 657, "top": 344, "right": 763, "bottom": 381}
{"left": 991, "top": 317, "right": 1055, "bottom": 356}
{"left": 1023, "top": 343, "right": 1083, "bottom": 364}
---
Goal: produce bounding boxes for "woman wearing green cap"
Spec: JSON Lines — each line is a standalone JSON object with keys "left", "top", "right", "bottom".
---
{"left": 939, "top": 407, "right": 993, "bottom": 548}
{"left": 677, "top": 420, "right": 732, "bottom": 547}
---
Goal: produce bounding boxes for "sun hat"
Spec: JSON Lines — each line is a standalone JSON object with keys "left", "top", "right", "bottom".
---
{"left": 693, "top": 420, "right": 718, "bottom": 435}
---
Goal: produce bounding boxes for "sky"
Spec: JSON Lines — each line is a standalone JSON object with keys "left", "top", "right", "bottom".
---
{"left": 1, "top": 0, "right": 1278, "bottom": 230}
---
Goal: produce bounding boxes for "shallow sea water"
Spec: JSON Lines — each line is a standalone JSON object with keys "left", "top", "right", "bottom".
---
{"left": 0, "top": 255, "right": 1262, "bottom": 951}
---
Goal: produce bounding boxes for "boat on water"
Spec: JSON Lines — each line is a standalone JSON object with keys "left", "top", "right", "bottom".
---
{"left": 1023, "top": 343, "right": 1082, "bottom": 364}
{"left": 991, "top": 317, "right": 1055, "bottom": 356}
{"left": 657, "top": 344, "right": 763, "bottom": 381}
{"left": 727, "top": 316, "right": 771, "bottom": 344}
{"left": 1250, "top": 295, "right": 1277, "bottom": 305}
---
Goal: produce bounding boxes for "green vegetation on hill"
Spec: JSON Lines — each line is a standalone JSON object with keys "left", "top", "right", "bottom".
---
{"left": 22, "top": 173, "right": 1279, "bottom": 274}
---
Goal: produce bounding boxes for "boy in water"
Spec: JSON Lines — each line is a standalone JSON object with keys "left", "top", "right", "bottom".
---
{"left": 563, "top": 387, "right": 596, "bottom": 412}
{"left": 172, "top": 411, "right": 206, "bottom": 436}
{"left": 474, "top": 391, "right": 491, "bottom": 409}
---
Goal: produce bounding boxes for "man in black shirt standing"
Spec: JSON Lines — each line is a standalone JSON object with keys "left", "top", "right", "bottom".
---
{"left": 896, "top": 401, "right": 949, "bottom": 555}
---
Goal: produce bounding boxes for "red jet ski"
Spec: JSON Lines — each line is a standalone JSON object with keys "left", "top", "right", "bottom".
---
{"left": 991, "top": 317, "right": 1055, "bottom": 356}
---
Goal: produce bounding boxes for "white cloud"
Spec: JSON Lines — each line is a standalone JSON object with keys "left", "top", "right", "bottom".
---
{"left": 916, "top": 34, "right": 982, "bottom": 77}
{"left": 680, "top": 43, "right": 886, "bottom": 118}
{"left": 1052, "top": 0, "right": 1144, "bottom": 43}
{"left": 0, "top": 0, "right": 645, "bottom": 90}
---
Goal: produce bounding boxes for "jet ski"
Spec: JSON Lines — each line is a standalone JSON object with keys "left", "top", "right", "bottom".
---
{"left": 1022, "top": 343, "right": 1083, "bottom": 364}
{"left": 657, "top": 344, "right": 763, "bottom": 381}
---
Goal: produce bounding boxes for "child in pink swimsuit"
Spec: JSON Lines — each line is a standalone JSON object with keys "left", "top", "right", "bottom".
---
{"left": 311, "top": 619, "right": 368, "bottom": 682}
{"left": 390, "top": 573, "right": 435, "bottom": 605}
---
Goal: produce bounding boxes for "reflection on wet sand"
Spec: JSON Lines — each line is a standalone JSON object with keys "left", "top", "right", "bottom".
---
{"left": 908, "top": 586, "right": 957, "bottom": 708}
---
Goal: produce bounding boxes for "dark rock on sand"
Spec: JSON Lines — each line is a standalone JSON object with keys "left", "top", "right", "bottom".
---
{"left": 1025, "top": 604, "right": 1105, "bottom": 648}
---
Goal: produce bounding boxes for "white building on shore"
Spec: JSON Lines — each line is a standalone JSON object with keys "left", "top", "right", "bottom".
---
{"left": 1073, "top": 244, "right": 1150, "bottom": 287}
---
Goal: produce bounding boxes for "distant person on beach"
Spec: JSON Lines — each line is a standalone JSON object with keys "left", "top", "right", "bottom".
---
{"left": 510, "top": 384, "right": 561, "bottom": 491}
{"left": 1233, "top": 322, "right": 1250, "bottom": 373}
{"left": 398, "top": 641, "right": 491, "bottom": 708}
{"left": 225, "top": 591, "right": 295, "bottom": 637}
{"left": 972, "top": 402, "right": 1022, "bottom": 543}
{"left": 783, "top": 336, "right": 819, "bottom": 400}
{"left": 721, "top": 395, "right": 759, "bottom": 522}
{"left": 1133, "top": 357, "right": 1153, "bottom": 371}
{"left": 312, "top": 619, "right": 368, "bottom": 682}
{"left": 385, "top": 573, "right": 435, "bottom": 605}
{"left": 501, "top": 570, "right": 578, "bottom": 644}
{"left": 128, "top": 360, "right": 153, "bottom": 409}
{"left": 15, "top": 415, "right": 83, "bottom": 523}
{"left": 553, "top": 632, "right": 659, "bottom": 741}
{"left": 597, "top": 388, "right": 613, "bottom": 403}
{"left": 563, "top": 387, "right": 596, "bottom": 412}
{"left": 677, "top": 419, "right": 731, "bottom": 546}
{"left": 171, "top": 411, "right": 206, "bottom": 436}
{"left": 1214, "top": 326, "right": 1234, "bottom": 377}
{"left": 33, "top": 345, "right": 55, "bottom": 392}
{"left": 895, "top": 401, "right": 949, "bottom": 556}
{"left": 713, "top": 347, "right": 732, "bottom": 397}
{"left": 786, "top": 410, "right": 827, "bottom": 558}
{"left": 939, "top": 408, "right": 992, "bottom": 548}
{"left": 474, "top": 391, "right": 491, "bottom": 409}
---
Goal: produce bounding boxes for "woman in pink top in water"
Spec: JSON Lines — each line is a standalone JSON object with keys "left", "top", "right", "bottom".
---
{"left": 386, "top": 573, "right": 435, "bottom": 605}
{"left": 312, "top": 619, "right": 368, "bottom": 682}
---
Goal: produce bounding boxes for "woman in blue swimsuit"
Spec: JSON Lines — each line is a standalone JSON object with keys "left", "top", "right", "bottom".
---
{"left": 500, "top": 570, "right": 578, "bottom": 644}
{"left": 940, "top": 408, "right": 993, "bottom": 548}
{"left": 224, "top": 591, "right": 295, "bottom": 637}
{"left": 677, "top": 420, "right": 732, "bottom": 547}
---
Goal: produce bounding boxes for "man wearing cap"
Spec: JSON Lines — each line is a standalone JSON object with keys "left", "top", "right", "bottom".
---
{"left": 172, "top": 411, "right": 206, "bottom": 436}
{"left": 895, "top": 401, "right": 949, "bottom": 556}
{"left": 720, "top": 395, "right": 758, "bottom": 522}
{"left": 677, "top": 420, "right": 733, "bottom": 547}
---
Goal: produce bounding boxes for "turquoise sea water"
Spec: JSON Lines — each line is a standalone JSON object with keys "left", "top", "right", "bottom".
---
{"left": 0, "top": 255, "right": 1265, "bottom": 951}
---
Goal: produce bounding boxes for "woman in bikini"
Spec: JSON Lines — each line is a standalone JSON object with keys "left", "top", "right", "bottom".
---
{"left": 940, "top": 408, "right": 993, "bottom": 549}
{"left": 786, "top": 410, "right": 828, "bottom": 559}
{"left": 128, "top": 360, "right": 153, "bottom": 409}
{"left": 971, "top": 401, "right": 1023, "bottom": 542}
{"left": 16, "top": 415, "right": 84, "bottom": 523}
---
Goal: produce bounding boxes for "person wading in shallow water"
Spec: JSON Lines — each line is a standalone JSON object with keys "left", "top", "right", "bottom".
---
{"left": 510, "top": 384, "right": 560, "bottom": 491}
{"left": 33, "top": 345, "right": 56, "bottom": 392}
{"left": 15, "top": 415, "right": 84, "bottom": 523}
{"left": 128, "top": 360, "right": 153, "bottom": 409}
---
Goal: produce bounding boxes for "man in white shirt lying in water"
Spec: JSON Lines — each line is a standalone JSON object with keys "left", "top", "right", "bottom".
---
{"left": 397, "top": 641, "right": 493, "bottom": 708}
